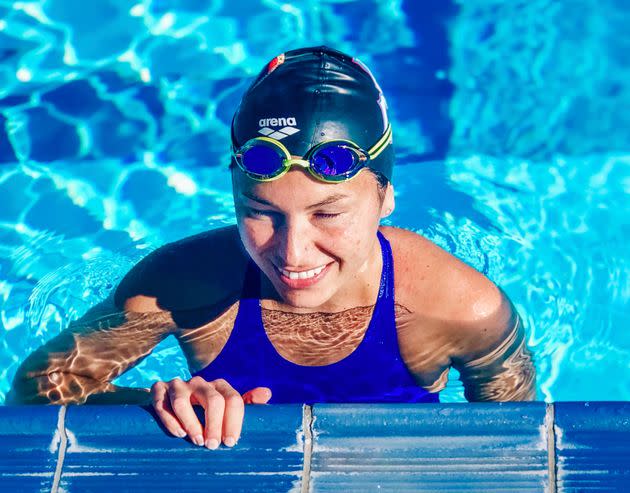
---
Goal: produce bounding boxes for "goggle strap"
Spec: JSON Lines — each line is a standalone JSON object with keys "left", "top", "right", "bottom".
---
{"left": 367, "top": 124, "right": 393, "bottom": 160}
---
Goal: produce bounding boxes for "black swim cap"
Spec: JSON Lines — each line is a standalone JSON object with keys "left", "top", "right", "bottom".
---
{"left": 231, "top": 46, "right": 394, "bottom": 182}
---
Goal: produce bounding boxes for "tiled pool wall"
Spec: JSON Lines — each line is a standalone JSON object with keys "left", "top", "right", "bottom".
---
{"left": 1, "top": 402, "right": 629, "bottom": 492}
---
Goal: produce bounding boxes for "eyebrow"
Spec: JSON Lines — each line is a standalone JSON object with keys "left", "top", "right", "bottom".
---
{"left": 241, "top": 191, "right": 350, "bottom": 209}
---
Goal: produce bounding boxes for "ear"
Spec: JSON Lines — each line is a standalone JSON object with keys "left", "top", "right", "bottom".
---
{"left": 380, "top": 183, "right": 395, "bottom": 218}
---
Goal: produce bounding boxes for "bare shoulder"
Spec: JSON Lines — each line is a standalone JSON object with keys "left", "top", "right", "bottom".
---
{"left": 379, "top": 225, "right": 515, "bottom": 361}
{"left": 379, "top": 225, "right": 501, "bottom": 315}
{"left": 115, "top": 225, "right": 249, "bottom": 317}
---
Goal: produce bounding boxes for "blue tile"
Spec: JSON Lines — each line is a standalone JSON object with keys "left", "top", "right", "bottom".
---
{"left": 62, "top": 404, "right": 304, "bottom": 492}
{"left": 41, "top": 79, "right": 102, "bottom": 118}
{"left": 0, "top": 405, "right": 62, "bottom": 492}
{"left": 25, "top": 107, "right": 81, "bottom": 161}
{"left": 0, "top": 114, "right": 17, "bottom": 163}
{"left": 310, "top": 403, "right": 548, "bottom": 492}
{"left": 25, "top": 190, "right": 101, "bottom": 238}
{"left": 555, "top": 402, "right": 630, "bottom": 492}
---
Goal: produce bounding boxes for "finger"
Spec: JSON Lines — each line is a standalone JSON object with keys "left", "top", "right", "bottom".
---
{"left": 212, "top": 379, "right": 245, "bottom": 447}
{"left": 189, "top": 377, "right": 227, "bottom": 449}
{"left": 151, "top": 381, "right": 187, "bottom": 438}
{"left": 167, "top": 378, "right": 205, "bottom": 446}
{"left": 242, "top": 387, "right": 272, "bottom": 405}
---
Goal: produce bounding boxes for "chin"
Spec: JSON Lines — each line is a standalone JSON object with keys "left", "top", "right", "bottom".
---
{"left": 261, "top": 276, "right": 333, "bottom": 309}
{"left": 275, "top": 285, "right": 330, "bottom": 309}
{"left": 289, "top": 296, "right": 328, "bottom": 310}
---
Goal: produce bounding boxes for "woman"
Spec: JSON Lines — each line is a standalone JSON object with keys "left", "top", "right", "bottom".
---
{"left": 9, "top": 46, "right": 536, "bottom": 451}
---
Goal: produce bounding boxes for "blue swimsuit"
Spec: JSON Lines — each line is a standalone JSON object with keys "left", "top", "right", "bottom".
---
{"left": 191, "top": 231, "right": 439, "bottom": 404}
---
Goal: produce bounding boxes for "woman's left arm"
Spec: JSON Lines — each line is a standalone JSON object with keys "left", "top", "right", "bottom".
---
{"left": 449, "top": 288, "right": 537, "bottom": 402}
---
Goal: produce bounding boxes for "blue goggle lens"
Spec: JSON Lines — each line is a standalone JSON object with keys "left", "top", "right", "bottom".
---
{"left": 241, "top": 145, "right": 284, "bottom": 175}
{"left": 311, "top": 145, "right": 357, "bottom": 177}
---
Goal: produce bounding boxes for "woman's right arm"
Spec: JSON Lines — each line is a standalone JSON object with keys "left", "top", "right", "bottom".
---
{"left": 9, "top": 227, "right": 272, "bottom": 448}
{"left": 7, "top": 293, "right": 175, "bottom": 405}
{"left": 7, "top": 286, "right": 273, "bottom": 450}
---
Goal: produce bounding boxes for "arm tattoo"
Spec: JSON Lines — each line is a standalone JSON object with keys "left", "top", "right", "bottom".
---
{"left": 457, "top": 315, "right": 537, "bottom": 401}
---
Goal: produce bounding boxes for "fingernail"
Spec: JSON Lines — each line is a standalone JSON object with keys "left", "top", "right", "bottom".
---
{"left": 176, "top": 429, "right": 187, "bottom": 438}
{"left": 205, "top": 438, "right": 219, "bottom": 450}
{"left": 193, "top": 435, "right": 204, "bottom": 446}
{"left": 224, "top": 436, "right": 236, "bottom": 447}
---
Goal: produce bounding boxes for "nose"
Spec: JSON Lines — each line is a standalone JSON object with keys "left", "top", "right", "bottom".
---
{"left": 276, "top": 216, "right": 313, "bottom": 268}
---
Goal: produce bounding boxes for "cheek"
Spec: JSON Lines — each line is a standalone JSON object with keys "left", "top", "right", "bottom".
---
{"left": 331, "top": 210, "right": 379, "bottom": 260}
{"left": 239, "top": 217, "right": 275, "bottom": 254}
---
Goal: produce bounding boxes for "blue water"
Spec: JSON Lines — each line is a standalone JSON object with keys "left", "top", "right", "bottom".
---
{"left": 0, "top": 0, "right": 628, "bottom": 404}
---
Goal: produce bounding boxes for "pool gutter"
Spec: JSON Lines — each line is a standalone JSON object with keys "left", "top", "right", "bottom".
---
{"left": 1, "top": 401, "right": 628, "bottom": 492}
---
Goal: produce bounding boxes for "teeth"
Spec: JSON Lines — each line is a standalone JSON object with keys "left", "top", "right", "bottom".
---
{"left": 279, "top": 265, "right": 326, "bottom": 280}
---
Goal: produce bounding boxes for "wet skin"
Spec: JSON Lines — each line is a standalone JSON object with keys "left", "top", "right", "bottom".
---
{"left": 8, "top": 168, "right": 536, "bottom": 449}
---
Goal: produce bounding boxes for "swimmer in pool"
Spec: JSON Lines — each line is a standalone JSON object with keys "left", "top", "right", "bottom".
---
{"left": 9, "top": 46, "right": 536, "bottom": 449}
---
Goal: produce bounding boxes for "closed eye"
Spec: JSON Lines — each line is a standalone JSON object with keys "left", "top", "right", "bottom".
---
{"left": 314, "top": 212, "right": 342, "bottom": 219}
{"left": 247, "top": 208, "right": 276, "bottom": 218}
{"left": 246, "top": 208, "right": 342, "bottom": 220}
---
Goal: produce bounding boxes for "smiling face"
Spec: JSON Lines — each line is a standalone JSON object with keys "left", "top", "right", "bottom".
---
{"left": 232, "top": 167, "right": 394, "bottom": 311}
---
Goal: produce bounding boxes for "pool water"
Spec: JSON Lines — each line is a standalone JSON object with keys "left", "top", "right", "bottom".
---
{"left": 0, "top": 0, "right": 628, "bottom": 404}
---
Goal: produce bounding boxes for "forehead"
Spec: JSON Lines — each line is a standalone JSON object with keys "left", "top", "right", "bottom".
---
{"left": 231, "top": 167, "right": 378, "bottom": 206}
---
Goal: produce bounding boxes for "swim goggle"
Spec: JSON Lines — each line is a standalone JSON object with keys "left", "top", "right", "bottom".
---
{"left": 231, "top": 123, "right": 392, "bottom": 183}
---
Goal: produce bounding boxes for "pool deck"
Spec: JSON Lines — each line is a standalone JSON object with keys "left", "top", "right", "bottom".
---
{"left": 1, "top": 402, "right": 629, "bottom": 492}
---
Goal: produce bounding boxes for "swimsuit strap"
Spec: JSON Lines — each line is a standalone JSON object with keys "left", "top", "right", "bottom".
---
{"left": 376, "top": 229, "right": 395, "bottom": 304}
